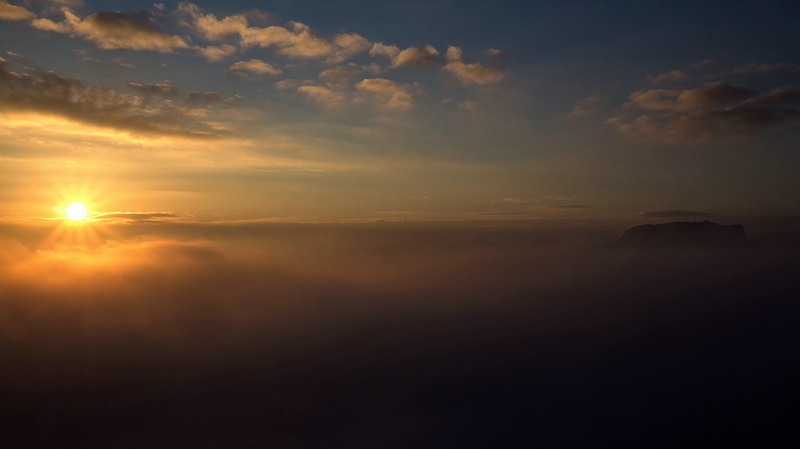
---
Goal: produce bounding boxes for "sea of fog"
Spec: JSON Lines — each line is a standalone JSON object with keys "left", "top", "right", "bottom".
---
{"left": 1, "top": 219, "right": 799, "bottom": 447}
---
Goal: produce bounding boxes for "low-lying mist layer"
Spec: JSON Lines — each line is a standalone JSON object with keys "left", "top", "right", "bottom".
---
{"left": 1, "top": 221, "right": 799, "bottom": 447}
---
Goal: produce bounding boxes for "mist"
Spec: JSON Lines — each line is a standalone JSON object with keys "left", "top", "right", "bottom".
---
{"left": 1, "top": 220, "right": 799, "bottom": 447}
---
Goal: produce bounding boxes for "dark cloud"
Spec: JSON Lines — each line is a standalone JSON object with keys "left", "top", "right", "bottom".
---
{"left": 370, "top": 43, "right": 441, "bottom": 69}
{"left": 546, "top": 204, "right": 592, "bottom": 209}
{"left": 610, "top": 82, "right": 798, "bottom": 143}
{"left": 732, "top": 62, "right": 800, "bottom": 75}
{"left": 566, "top": 94, "right": 602, "bottom": 118}
{"left": 128, "top": 81, "right": 178, "bottom": 96}
{"left": 638, "top": 210, "right": 711, "bottom": 218}
{"left": 32, "top": 9, "right": 189, "bottom": 52}
{"left": 188, "top": 91, "right": 222, "bottom": 105}
{"left": 645, "top": 69, "right": 686, "bottom": 84}
{"left": 0, "top": 64, "right": 226, "bottom": 138}
{"left": 692, "top": 59, "right": 715, "bottom": 69}
{"left": 743, "top": 86, "right": 800, "bottom": 106}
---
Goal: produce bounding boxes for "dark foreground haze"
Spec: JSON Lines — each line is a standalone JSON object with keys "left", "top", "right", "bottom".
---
{"left": 1, "top": 219, "right": 799, "bottom": 448}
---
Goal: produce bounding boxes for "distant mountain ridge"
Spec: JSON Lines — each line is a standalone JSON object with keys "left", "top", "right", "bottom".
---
{"left": 617, "top": 221, "right": 749, "bottom": 249}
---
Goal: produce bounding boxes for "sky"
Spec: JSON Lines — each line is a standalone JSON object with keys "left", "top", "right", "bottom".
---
{"left": 1, "top": 0, "right": 800, "bottom": 222}
{"left": 3, "top": 2, "right": 800, "bottom": 445}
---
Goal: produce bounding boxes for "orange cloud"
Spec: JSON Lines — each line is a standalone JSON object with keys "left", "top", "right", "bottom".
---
{"left": 0, "top": 64, "right": 227, "bottom": 138}
{"left": 0, "top": 0, "right": 34, "bottom": 21}
{"left": 195, "top": 44, "right": 237, "bottom": 62}
{"left": 608, "top": 82, "right": 799, "bottom": 143}
{"left": 442, "top": 46, "right": 504, "bottom": 85}
{"left": 297, "top": 85, "right": 344, "bottom": 108}
{"left": 356, "top": 78, "right": 413, "bottom": 110}
{"left": 240, "top": 22, "right": 333, "bottom": 58}
{"left": 229, "top": 59, "right": 283, "bottom": 77}
{"left": 32, "top": 10, "right": 189, "bottom": 52}
{"left": 370, "top": 43, "right": 441, "bottom": 69}
{"left": 176, "top": 2, "right": 249, "bottom": 41}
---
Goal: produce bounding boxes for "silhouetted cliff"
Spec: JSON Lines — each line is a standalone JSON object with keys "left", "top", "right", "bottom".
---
{"left": 617, "top": 221, "right": 748, "bottom": 249}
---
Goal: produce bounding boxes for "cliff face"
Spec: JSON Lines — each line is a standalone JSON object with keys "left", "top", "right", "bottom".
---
{"left": 617, "top": 221, "right": 748, "bottom": 249}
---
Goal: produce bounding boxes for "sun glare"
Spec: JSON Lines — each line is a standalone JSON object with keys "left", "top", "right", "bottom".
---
{"left": 66, "top": 203, "right": 88, "bottom": 221}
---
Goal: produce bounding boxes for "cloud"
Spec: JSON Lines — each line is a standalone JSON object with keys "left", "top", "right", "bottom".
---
{"left": 646, "top": 70, "right": 686, "bottom": 84}
{"left": 0, "top": 63, "right": 226, "bottom": 138}
{"left": 369, "top": 43, "right": 400, "bottom": 59}
{"left": 637, "top": 210, "right": 711, "bottom": 218}
{"left": 394, "top": 45, "right": 440, "bottom": 68}
{"left": 327, "top": 33, "right": 371, "bottom": 63}
{"left": 458, "top": 101, "right": 477, "bottom": 112}
{"left": 187, "top": 91, "right": 222, "bottom": 105}
{"left": 318, "top": 63, "right": 380, "bottom": 89}
{"left": 742, "top": 86, "right": 800, "bottom": 105}
{"left": 545, "top": 204, "right": 592, "bottom": 209}
{"left": 128, "top": 82, "right": 178, "bottom": 96}
{"left": 229, "top": 59, "right": 282, "bottom": 76}
{"left": 356, "top": 78, "right": 413, "bottom": 110}
{"left": 443, "top": 60, "right": 504, "bottom": 85}
{"left": 608, "top": 82, "right": 799, "bottom": 143}
{"left": 627, "top": 82, "right": 757, "bottom": 111}
{"left": 442, "top": 46, "right": 504, "bottom": 85}
{"left": 566, "top": 95, "right": 602, "bottom": 118}
{"left": 177, "top": 3, "right": 366, "bottom": 63}
{"left": 371, "top": 43, "right": 440, "bottom": 69}
{"left": 298, "top": 85, "right": 344, "bottom": 108}
{"left": 240, "top": 21, "right": 333, "bottom": 59}
{"left": 445, "top": 46, "right": 462, "bottom": 62}
{"left": 35, "top": 0, "right": 84, "bottom": 12}
{"left": 731, "top": 62, "right": 800, "bottom": 75}
{"left": 176, "top": 2, "right": 249, "bottom": 41}
{"left": 195, "top": 44, "right": 236, "bottom": 62}
{"left": 32, "top": 10, "right": 189, "bottom": 53}
{"left": 693, "top": 59, "right": 714, "bottom": 69}
{"left": 94, "top": 212, "right": 184, "bottom": 223}
{"left": 273, "top": 79, "right": 313, "bottom": 90}
{"left": 112, "top": 57, "right": 134, "bottom": 68}
{"left": 0, "top": 0, "right": 34, "bottom": 20}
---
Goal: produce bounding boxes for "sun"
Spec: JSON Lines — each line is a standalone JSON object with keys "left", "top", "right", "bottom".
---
{"left": 66, "top": 203, "right": 88, "bottom": 221}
